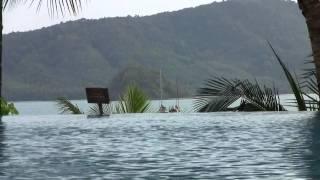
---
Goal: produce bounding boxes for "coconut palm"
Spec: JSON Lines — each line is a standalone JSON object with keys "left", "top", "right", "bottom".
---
{"left": 195, "top": 43, "right": 320, "bottom": 113}
{"left": 297, "top": 0, "right": 320, "bottom": 92}
{"left": 194, "top": 77, "right": 286, "bottom": 112}
{"left": 0, "top": 0, "right": 84, "bottom": 107}
{"left": 269, "top": 42, "right": 320, "bottom": 111}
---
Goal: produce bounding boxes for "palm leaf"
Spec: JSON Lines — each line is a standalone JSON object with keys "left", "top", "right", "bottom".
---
{"left": 3, "top": 0, "right": 85, "bottom": 16}
{"left": 199, "top": 77, "right": 242, "bottom": 97}
{"left": 194, "top": 77, "right": 285, "bottom": 112}
{"left": 238, "top": 80, "right": 285, "bottom": 111}
{"left": 56, "top": 97, "right": 83, "bottom": 114}
{"left": 301, "top": 74, "right": 319, "bottom": 95}
{"left": 194, "top": 96, "right": 239, "bottom": 112}
{"left": 268, "top": 42, "right": 307, "bottom": 111}
{"left": 0, "top": 98, "right": 19, "bottom": 115}
{"left": 301, "top": 66, "right": 320, "bottom": 111}
{"left": 115, "top": 85, "right": 151, "bottom": 113}
{"left": 194, "top": 77, "right": 241, "bottom": 112}
{"left": 89, "top": 103, "right": 114, "bottom": 115}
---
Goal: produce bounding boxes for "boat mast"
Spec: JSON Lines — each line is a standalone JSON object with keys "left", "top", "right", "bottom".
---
{"left": 176, "top": 77, "right": 179, "bottom": 107}
{"left": 160, "top": 69, "right": 163, "bottom": 106}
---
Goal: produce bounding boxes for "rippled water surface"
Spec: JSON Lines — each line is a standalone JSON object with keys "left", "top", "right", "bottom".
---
{"left": 1, "top": 112, "right": 320, "bottom": 179}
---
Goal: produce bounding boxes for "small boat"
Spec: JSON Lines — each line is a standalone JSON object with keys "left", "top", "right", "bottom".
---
{"left": 158, "top": 69, "right": 167, "bottom": 113}
{"left": 159, "top": 104, "right": 167, "bottom": 113}
{"left": 169, "top": 105, "right": 180, "bottom": 113}
{"left": 169, "top": 78, "right": 181, "bottom": 113}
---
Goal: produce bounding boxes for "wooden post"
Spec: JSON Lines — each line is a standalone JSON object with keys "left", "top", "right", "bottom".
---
{"left": 98, "top": 103, "right": 103, "bottom": 116}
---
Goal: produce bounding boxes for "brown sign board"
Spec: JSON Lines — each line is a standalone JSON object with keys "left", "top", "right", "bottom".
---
{"left": 86, "top": 88, "right": 110, "bottom": 104}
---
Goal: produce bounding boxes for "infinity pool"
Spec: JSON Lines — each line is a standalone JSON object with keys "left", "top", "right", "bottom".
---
{"left": 1, "top": 112, "right": 320, "bottom": 179}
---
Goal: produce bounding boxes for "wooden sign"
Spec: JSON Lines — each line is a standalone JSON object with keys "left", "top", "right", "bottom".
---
{"left": 86, "top": 88, "right": 110, "bottom": 104}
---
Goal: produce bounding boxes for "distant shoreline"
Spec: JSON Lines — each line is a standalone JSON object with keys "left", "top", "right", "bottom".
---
{"left": 11, "top": 94, "right": 302, "bottom": 103}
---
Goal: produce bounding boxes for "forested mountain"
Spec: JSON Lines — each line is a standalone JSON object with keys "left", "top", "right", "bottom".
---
{"left": 108, "top": 66, "right": 191, "bottom": 99}
{"left": 3, "top": 0, "right": 311, "bottom": 101}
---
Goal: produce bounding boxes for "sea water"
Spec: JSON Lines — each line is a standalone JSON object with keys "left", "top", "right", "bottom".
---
{"left": 1, "top": 112, "right": 320, "bottom": 179}
{"left": 13, "top": 94, "right": 301, "bottom": 116}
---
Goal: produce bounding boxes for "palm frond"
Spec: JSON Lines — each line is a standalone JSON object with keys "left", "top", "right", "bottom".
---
{"left": 115, "top": 85, "right": 151, "bottom": 113}
{"left": 301, "top": 75, "right": 319, "bottom": 95}
{"left": 0, "top": 98, "right": 19, "bottom": 115}
{"left": 301, "top": 68, "right": 316, "bottom": 79}
{"left": 301, "top": 58, "right": 316, "bottom": 79}
{"left": 56, "top": 97, "right": 83, "bottom": 114}
{"left": 194, "top": 77, "right": 241, "bottom": 112}
{"left": 301, "top": 65, "right": 320, "bottom": 111}
{"left": 3, "top": 0, "right": 86, "bottom": 17}
{"left": 238, "top": 80, "right": 285, "bottom": 111}
{"left": 89, "top": 103, "right": 114, "bottom": 115}
{"left": 268, "top": 41, "right": 307, "bottom": 111}
{"left": 194, "top": 77, "right": 285, "bottom": 112}
{"left": 198, "top": 77, "right": 242, "bottom": 97}
{"left": 194, "top": 96, "right": 239, "bottom": 112}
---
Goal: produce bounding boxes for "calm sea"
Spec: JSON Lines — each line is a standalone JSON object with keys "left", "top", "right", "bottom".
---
{"left": 1, "top": 112, "right": 320, "bottom": 179}
{"left": 13, "top": 94, "right": 299, "bottom": 115}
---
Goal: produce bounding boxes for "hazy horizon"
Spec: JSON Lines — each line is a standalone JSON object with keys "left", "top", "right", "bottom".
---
{"left": 4, "top": 0, "right": 222, "bottom": 34}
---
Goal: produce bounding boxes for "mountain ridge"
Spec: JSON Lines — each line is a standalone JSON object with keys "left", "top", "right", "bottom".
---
{"left": 3, "top": 0, "right": 311, "bottom": 101}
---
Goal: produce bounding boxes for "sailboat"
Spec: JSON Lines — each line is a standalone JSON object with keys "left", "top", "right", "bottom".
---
{"left": 169, "top": 78, "right": 181, "bottom": 113}
{"left": 158, "top": 69, "right": 167, "bottom": 113}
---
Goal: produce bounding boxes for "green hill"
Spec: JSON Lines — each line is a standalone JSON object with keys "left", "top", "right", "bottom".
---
{"left": 109, "top": 66, "right": 191, "bottom": 99}
{"left": 3, "top": 0, "right": 311, "bottom": 101}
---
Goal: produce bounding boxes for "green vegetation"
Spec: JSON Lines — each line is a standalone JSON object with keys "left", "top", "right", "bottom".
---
{"left": 0, "top": 98, "right": 18, "bottom": 115}
{"left": 301, "top": 71, "right": 320, "bottom": 111}
{"left": 300, "top": 59, "right": 320, "bottom": 111}
{"left": 109, "top": 66, "right": 190, "bottom": 99}
{"left": 269, "top": 43, "right": 320, "bottom": 111}
{"left": 116, "top": 85, "right": 151, "bottom": 113}
{"left": 1, "top": 0, "right": 84, "bottom": 108}
{"left": 297, "top": 0, "right": 320, "bottom": 95}
{"left": 194, "top": 78, "right": 285, "bottom": 112}
{"left": 56, "top": 85, "right": 151, "bottom": 115}
{"left": 89, "top": 104, "right": 114, "bottom": 116}
{"left": 195, "top": 43, "right": 320, "bottom": 112}
{"left": 3, "top": 0, "right": 310, "bottom": 101}
{"left": 56, "top": 97, "right": 83, "bottom": 114}
{"left": 268, "top": 42, "right": 306, "bottom": 111}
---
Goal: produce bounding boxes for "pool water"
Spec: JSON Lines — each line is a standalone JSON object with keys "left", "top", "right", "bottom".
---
{"left": 1, "top": 112, "right": 320, "bottom": 179}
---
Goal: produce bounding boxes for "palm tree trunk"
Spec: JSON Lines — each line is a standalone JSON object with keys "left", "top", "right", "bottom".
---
{"left": 298, "top": 0, "right": 320, "bottom": 91}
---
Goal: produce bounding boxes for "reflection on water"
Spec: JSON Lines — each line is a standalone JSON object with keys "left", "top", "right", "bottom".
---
{"left": 303, "top": 113, "right": 320, "bottom": 178}
{"left": 0, "top": 120, "right": 6, "bottom": 176}
{"left": 0, "top": 112, "right": 320, "bottom": 179}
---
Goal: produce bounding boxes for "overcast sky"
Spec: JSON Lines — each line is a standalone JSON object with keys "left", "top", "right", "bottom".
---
{"left": 3, "top": 0, "right": 222, "bottom": 34}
